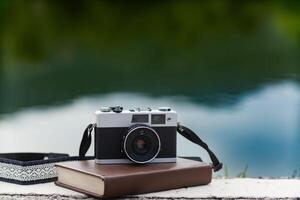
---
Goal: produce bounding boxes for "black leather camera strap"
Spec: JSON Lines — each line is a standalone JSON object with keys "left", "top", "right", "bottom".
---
{"left": 79, "top": 123, "right": 222, "bottom": 172}
{"left": 176, "top": 124, "right": 222, "bottom": 172}
{"left": 79, "top": 123, "right": 95, "bottom": 158}
{"left": 0, "top": 152, "right": 69, "bottom": 163}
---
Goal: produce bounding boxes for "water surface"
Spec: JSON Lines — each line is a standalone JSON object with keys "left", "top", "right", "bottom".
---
{"left": 0, "top": 81, "right": 299, "bottom": 177}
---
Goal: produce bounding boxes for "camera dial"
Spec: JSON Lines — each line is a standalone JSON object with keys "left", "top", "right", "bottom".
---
{"left": 110, "top": 106, "right": 123, "bottom": 113}
{"left": 100, "top": 107, "right": 111, "bottom": 112}
{"left": 123, "top": 125, "right": 161, "bottom": 164}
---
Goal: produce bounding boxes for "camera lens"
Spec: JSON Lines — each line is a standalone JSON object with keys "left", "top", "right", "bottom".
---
{"left": 124, "top": 125, "right": 161, "bottom": 164}
{"left": 133, "top": 137, "right": 149, "bottom": 154}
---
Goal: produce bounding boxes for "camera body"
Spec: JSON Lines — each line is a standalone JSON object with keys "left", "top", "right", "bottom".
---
{"left": 95, "top": 106, "right": 177, "bottom": 164}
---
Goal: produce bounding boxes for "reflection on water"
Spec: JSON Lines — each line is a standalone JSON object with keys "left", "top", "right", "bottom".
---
{"left": 1, "top": 1, "right": 300, "bottom": 114}
{"left": 0, "top": 81, "right": 299, "bottom": 177}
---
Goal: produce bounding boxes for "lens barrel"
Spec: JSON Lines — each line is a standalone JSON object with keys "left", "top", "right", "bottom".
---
{"left": 123, "top": 125, "right": 161, "bottom": 164}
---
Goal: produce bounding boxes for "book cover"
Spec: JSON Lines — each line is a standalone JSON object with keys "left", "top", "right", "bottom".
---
{"left": 55, "top": 158, "right": 212, "bottom": 198}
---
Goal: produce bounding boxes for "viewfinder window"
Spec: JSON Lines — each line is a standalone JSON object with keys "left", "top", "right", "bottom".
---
{"left": 132, "top": 114, "right": 149, "bottom": 123}
{"left": 151, "top": 114, "right": 166, "bottom": 124}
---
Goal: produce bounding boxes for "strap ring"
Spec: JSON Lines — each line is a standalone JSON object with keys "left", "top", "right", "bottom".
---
{"left": 88, "top": 123, "right": 96, "bottom": 133}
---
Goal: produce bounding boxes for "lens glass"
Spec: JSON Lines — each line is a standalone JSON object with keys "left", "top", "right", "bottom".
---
{"left": 124, "top": 126, "right": 160, "bottom": 163}
{"left": 132, "top": 135, "right": 150, "bottom": 154}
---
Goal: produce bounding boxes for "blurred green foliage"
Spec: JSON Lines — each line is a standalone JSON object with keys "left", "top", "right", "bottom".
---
{"left": 236, "top": 164, "right": 248, "bottom": 178}
{"left": 1, "top": 0, "right": 300, "bottom": 113}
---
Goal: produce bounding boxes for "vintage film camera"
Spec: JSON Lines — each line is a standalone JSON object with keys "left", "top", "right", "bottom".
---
{"left": 94, "top": 106, "right": 177, "bottom": 164}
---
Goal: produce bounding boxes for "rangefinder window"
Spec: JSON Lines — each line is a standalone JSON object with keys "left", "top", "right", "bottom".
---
{"left": 131, "top": 114, "right": 149, "bottom": 123}
{"left": 151, "top": 114, "right": 166, "bottom": 124}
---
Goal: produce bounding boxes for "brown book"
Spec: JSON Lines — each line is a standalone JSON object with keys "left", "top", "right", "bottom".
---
{"left": 55, "top": 158, "right": 212, "bottom": 198}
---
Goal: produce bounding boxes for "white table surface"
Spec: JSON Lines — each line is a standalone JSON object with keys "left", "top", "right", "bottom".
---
{"left": 1, "top": 178, "right": 300, "bottom": 199}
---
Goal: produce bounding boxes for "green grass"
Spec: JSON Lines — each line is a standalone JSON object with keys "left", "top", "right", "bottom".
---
{"left": 236, "top": 165, "right": 248, "bottom": 178}
{"left": 223, "top": 164, "right": 248, "bottom": 178}
{"left": 223, "top": 165, "right": 300, "bottom": 178}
